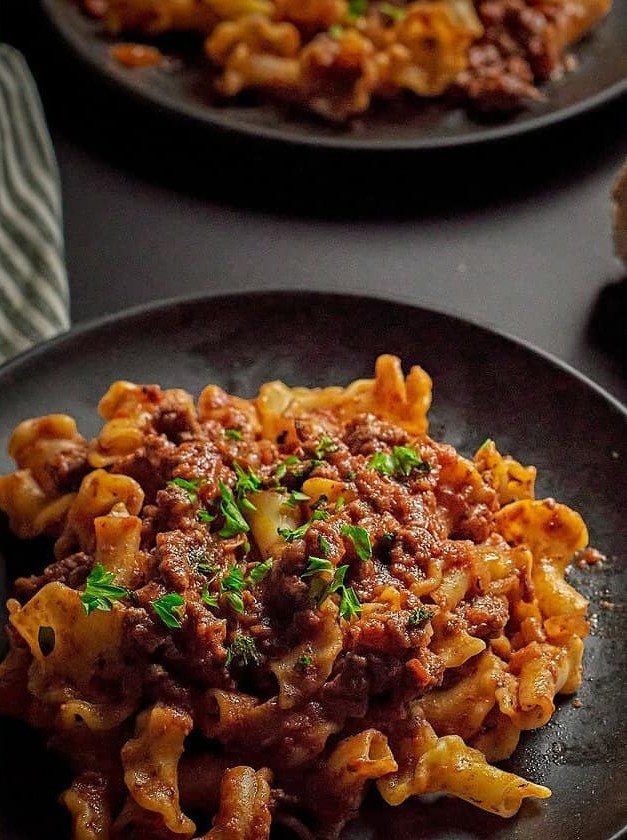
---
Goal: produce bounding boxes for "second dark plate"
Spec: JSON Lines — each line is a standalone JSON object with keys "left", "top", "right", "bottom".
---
{"left": 42, "top": 0, "right": 627, "bottom": 151}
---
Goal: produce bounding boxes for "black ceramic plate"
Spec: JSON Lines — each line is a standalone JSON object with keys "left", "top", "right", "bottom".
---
{"left": 0, "top": 292, "right": 626, "bottom": 839}
{"left": 40, "top": 0, "right": 627, "bottom": 150}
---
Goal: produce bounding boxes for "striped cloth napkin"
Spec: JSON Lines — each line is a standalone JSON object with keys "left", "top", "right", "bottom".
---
{"left": 0, "top": 45, "right": 69, "bottom": 363}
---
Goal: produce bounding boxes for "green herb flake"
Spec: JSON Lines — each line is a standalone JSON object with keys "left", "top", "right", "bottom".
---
{"left": 340, "top": 524, "right": 372, "bottom": 562}
{"left": 347, "top": 0, "right": 368, "bottom": 20}
{"left": 197, "top": 509, "right": 216, "bottom": 524}
{"left": 346, "top": 470, "right": 356, "bottom": 480}
{"left": 248, "top": 558, "right": 273, "bottom": 586}
{"left": 301, "top": 556, "right": 335, "bottom": 578}
{"left": 226, "top": 592, "right": 245, "bottom": 614}
{"left": 38, "top": 625, "right": 55, "bottom": 657}
{"left": 312, "top": 509, "right": 330, "bottom": 522}
{"left": 479, "top": 437, "right": 494, "bottom": 450}
{"left": 393, "top": 446, "right": 430, "bottom": 477}
{"left": 220, "top": 565, "right": 245, "bottom": 593}
{"left": 407, "top": 606, "right": 435, "bottom": 626}
{"left": 368, "top": 451, "right": 396, "bottom": 475}
{"left": 80, "top": 564, "right": 129, "bottom": 616}
{"left": 335, "top": 495, "right": 345, "bottom": 510}
{"left": 225, "top": 633, "right": 260, "bottom": 668}
{"left": 296, "top": 653, "right": 312, "bottom": 672}
{"left": 151, "top": 592, "right": 185, "bottom": 629}
{"left": 197, "top": 562, "right": 218, "bottom": 577}
{"left": 314, "top": 434, "right": 337, "bottom": 460}
{"left": 201, "top": 582, "right": 219, "bottom": 608}
{"left": 225, "top": 428, "right": 244, "bottom": 440}
{"left": 318, "top": 534, "right": 331, "bottom": 556}
{"left": 339, "top": 586, "right": 362, "bottom": 620}
{"left": 381, "top": 531, "right": 395, "bottom": 542}
{"left": 218, "top": 480, "right": 250, "bottom": 538}
{"left": 283, "top": 490, "right": 311, "bottom": 508}
{"left": 168, "top": 476, "right": 202, "bottom": 502}
{"left": 378, "top": 1, "right": 405, "bottom": 20}
{"left": 369, "top": 446, "right": 430, "bottom": 478}
{"left": 278, "top": 521, "right": 310, "bottom": 542}
{"left": 311, "top": 494, "right": 328, "bottom": 511}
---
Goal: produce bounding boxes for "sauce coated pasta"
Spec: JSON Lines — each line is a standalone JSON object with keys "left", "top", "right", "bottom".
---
{"left": 0, "top": 355, "right": 590, "bottom": 838}
{"left": 81, "top": 0, "right": 612, "bottom": 120}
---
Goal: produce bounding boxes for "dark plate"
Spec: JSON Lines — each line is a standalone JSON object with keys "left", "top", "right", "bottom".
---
{"left": 41, "top": 0, "right": 627, "bottom": 150}
{"left": 0, "top": 291, "right": 626, "bottom": 839}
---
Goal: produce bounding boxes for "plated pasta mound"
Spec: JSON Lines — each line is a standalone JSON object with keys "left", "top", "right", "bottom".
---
{"left": 0, "top": 355, "right": 591, "bottom": 839}
{"left": 82, "top": 0, "right": 613, "bottom": 120}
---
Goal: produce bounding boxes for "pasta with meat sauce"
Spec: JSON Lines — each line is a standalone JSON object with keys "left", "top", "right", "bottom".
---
{"left": 0, "top": 355, "right": 591, "bottom": 838}
{"left": 81, "top": 0, "right": 612, "bottom": 120}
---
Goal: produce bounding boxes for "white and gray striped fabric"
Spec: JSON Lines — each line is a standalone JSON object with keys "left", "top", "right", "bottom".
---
{"left": 0, "top": 45, "right": 69, "bottom": 363}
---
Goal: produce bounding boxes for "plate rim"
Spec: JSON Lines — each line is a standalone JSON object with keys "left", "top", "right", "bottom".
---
{"left": 2, "top": 288, "right": 626, "bottom": 421}
{"left": 41, "top": 0, "right": 627, "bottom": 152}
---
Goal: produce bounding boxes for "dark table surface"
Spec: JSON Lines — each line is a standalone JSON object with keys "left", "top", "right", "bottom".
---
{"left": 3, "top": 0, "right": 627, "bottom": 407}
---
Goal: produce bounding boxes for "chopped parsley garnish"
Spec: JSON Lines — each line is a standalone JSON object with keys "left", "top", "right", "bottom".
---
{"left": 275, "top": 456, "right": 300, "bottom": 482}
{"left": 277, "top": 507, "right": 329, "bottom": 542}
{"left": 283, "top": 490, "right": 310, "bottom": 508}
{"left": 225, "top": 428, "right": 244, "bottom": 440}
{"left": 218, "top": 480, "right": 250, "bottom": 538}
{"left": 301, "top": 556, "right": 335, "bottom": 577}
{"left": 329, "top": 22, "right": 343, "bottom": 37}
{"left": 225, "top": 633, "right": 260, "bottom": 668}
{"left": 339, "top": 586, "right": 362, "bottom": 620}
{"left": 233, "top": 463, "right": 262, "bottom": 511}
{"left": 80, "top": 564, "right": 128, "bottom": 616}
{"left": 314, "top": 434, "right": 337, "bottom": 460}
{"left": 378, "top": 1, "right": 405, "bottom": 20}
{"left": 407, "top": 606, "right": 435, "bottom": 626}
{"left": 382, "top": 531, "right": 395, "bottom": 542}
{"left": 341, "top": 524, "right": 372, "bottom": 562}
{"left": 301, "top": 559, "right": 361, "bottom": 621}
{"left": 296, "top": 653, "right": 312, "bottom": 671}
{"left": 197, "top": 509, "right": 215, "bottom": 524}
{"left": 311, "top": 494, "right": 328, "bottom": 511}
{"left": 201, "top": 582, "right": 219, "bottom": 608}
{"left": 479, "top": 437, "right": 494, "bottom": 450}
{"left": 168, "top": 476, "right": 202, "bottom": 503}
{"left": 347, "top": 0, "right": 368, "bottom": 20}
{"left": 196, "top": 562, "right": 218, "bottom": 576}
{"left": 248, "top": 558, "right": 273, "bottom": 586}
{"left": 318, "top": 534, "right": 331, "bottom": 556}
{"left": 220, "top": 565, "right": 245, "bottom": 613}
{"left": 369, "top": 446, "right": 430, "bottom": 478}
{"left": 38, "top": 625, "right": 55, "bottom": 657}
{"left": 335, "top": 495, "right": 345, "bottom": 510}
{"left": 346, "top": 470, "right": 356, "bottom": 480}
{"left": 151, "top": 592, "right": 185, "bottom": 629}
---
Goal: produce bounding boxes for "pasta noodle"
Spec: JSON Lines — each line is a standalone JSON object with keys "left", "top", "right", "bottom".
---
{"left": 78, "top": 0, "right": 612, "bottom": 121}
{"left": 0, "top": 354, "right": 593, "bottom": 838}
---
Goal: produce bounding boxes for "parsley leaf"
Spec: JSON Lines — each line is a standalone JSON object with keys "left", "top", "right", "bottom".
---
{"left": 218, "top": 480, "right": 250, "bottom": 538}
{"left": 225, "top": 633, "right": 260, "bottom": 668}
{"left": 318, "top": 534, "right": 331, "bottom": 556}
{"left": 341, "top": 524, "right": 372, "bottom": 562}
{"left": 248, "top": 558, "right": 273, "bottom": 586}
{"left": 301, "top": 556, "right": 335, "bottom": 577}
{"left": 151, "top": 592, "right": 185, "bottom": 628}
{"left": 378, "top": 1, "right": 405, "bottom": 20}
{"left": 197, "top": 509, "right": 216, "bottom": 524}
{"left": 80, "top": 564, "right": 128, "bottom": 616}
{"left": 407, "top": 606, "right": 435, "bottom": 626}
{"left": 314, "top": 434, "right": 337, "bottom": 460}
{"left": 278, "top": 508, "right": 329, "bottom": 542}
{"left": 225, "top": 428, "right": 243, "bottom": 440}
{"left": 275, "top": 456, "right": 300, "bottom": 482}
{"left": 339, "top": 586, "right": 362, "bottom": 620}
{"left": 220, "top": 565, "right": 245, "bottom": 613}
{"left": 201, "top": 582, "right": 219, "bottom": 608}
{"left": 329, "top": 22, "right": 343, "bottom": 37}
{"left": 168, "top": 476, "right": 202, "bottom": 503}
{"left": 282, "top": 490, "right": 310, "bottom": 508}
{"left": 369, "top": 446, "right": 430, "bottom": 478}
{"left": 347, "top": 0, "right": 368, "bottom": 20}
{"left": 296, "top": 653, "right": 312, "bottom": 671}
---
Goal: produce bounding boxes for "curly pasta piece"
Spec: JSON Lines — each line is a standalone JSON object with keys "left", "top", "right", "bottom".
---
{"left": 55, "top": 469, "right": 144, "bottom": 558}
{"left": 122, "top": 704, "right": 195, "bottom": 835}
{"left": 61, "top": 773, "right": 111, "bottom": 840}
{"left": 94, "top": 503, "right": 144, "bottom": 588}
{"left": 474, "top": 439, "right": 536, "bottom": 504}
{"left": 8, "top": 581, "right": 125, "bottom": 705}
{"left": 202, "top": 766, "right": 273, "bottom": 839}
{"left": 378, "top": 729, "right": 550, "bottom": 816}
{"left": 105, "top": 0, "right": 219, "bottom": 35}
{"left": 0, "top": 469, "right": 75, "bottom": 539}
